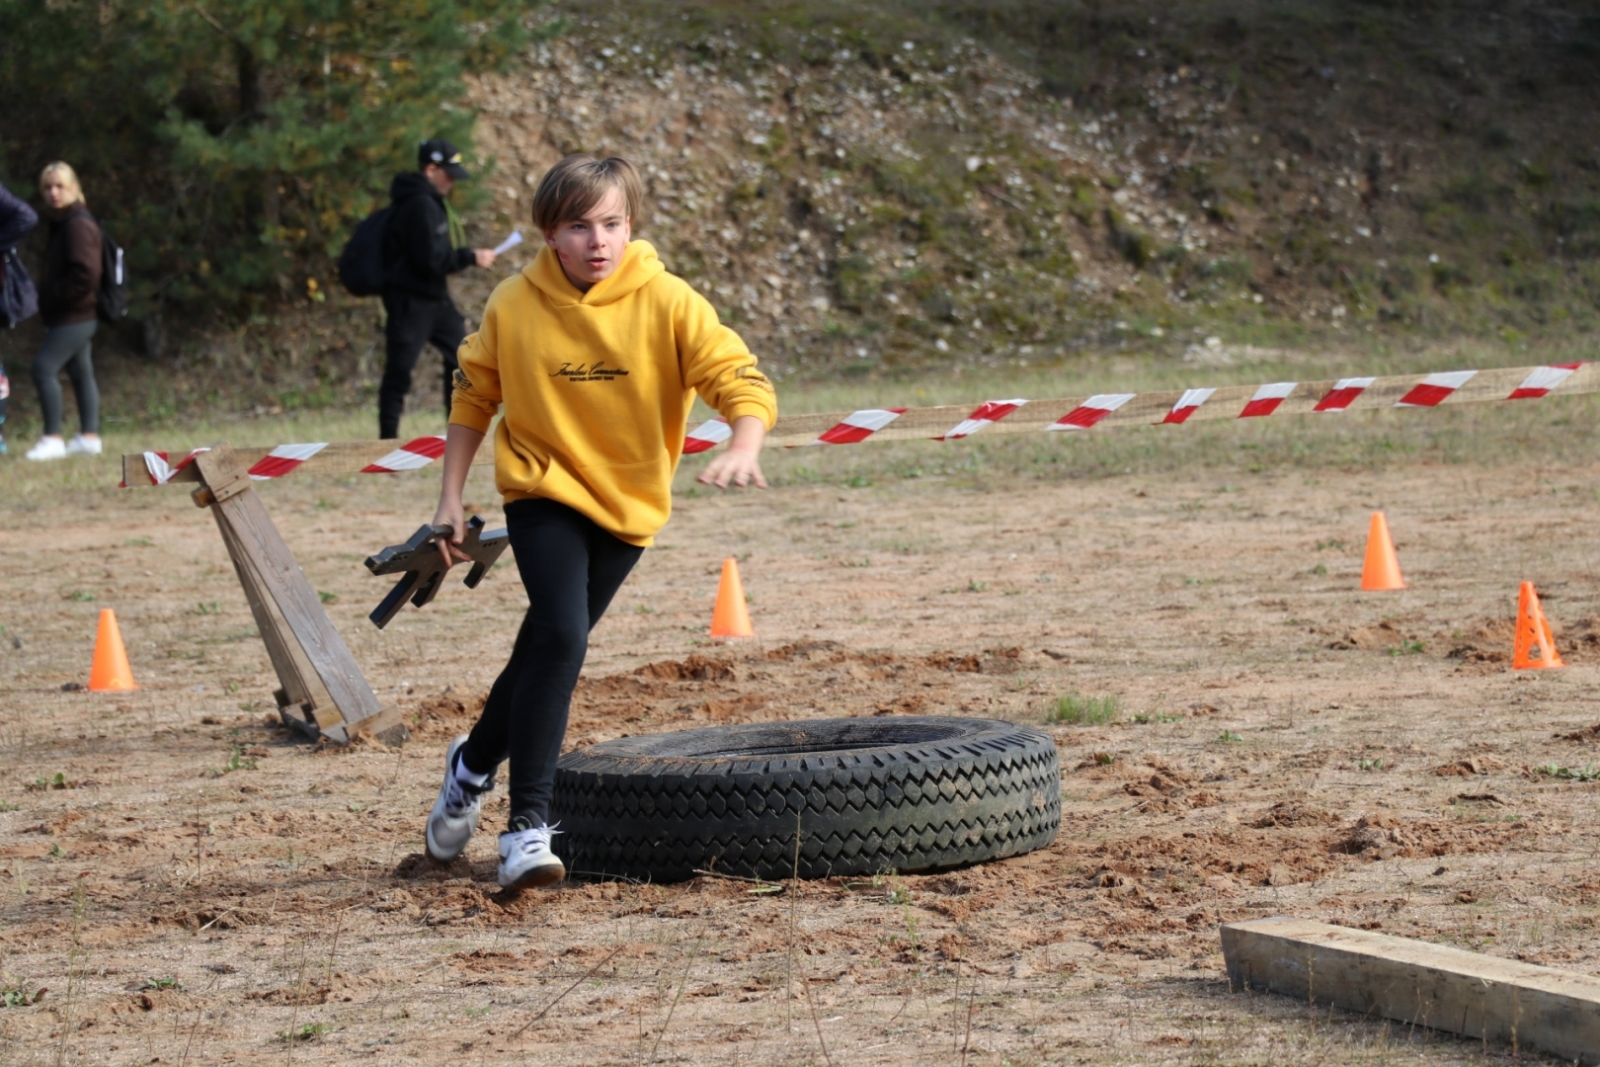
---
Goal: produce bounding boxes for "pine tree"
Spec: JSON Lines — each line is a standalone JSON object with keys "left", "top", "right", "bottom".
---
{"left": 0, "top": 0, "right": 557, "bottom": 314}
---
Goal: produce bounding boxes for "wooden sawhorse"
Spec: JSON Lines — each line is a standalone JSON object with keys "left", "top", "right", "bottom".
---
{"left": 168, "top": 444, "right": 407, "bottom": 745}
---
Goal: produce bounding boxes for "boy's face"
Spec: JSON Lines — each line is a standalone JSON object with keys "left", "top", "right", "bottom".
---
{"left": 544, "top": 186, "right": 631, "bottom": 290}
{"left": 422, "top": 163, "right": 456, "bottom": 197}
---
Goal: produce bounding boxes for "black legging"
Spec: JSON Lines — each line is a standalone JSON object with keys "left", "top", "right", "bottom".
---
{"left": 460, "top": 498, "right": 643, "bottom": 826}
{"left": 33, "top": 321, "right": 99, "bottom": 436}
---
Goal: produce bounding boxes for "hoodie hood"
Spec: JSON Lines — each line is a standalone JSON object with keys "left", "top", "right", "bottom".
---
{"left": 389, "top": 171, "right": 440, "bottom": 204}
{"left": 524, "top": 240, "right": 666, "bottom": 308}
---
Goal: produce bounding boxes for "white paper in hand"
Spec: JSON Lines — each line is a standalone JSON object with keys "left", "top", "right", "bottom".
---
{"left": 491, "top": 231, "right": 524, "bottom": 257}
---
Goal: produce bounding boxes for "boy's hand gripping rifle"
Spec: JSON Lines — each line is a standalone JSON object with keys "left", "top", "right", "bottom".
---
{"left": 364, "top": 515, "right": 510, "bottom": 629}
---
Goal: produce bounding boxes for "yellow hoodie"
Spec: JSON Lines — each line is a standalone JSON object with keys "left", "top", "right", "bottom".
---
{"left": 450, "top": 240, "right": 777, "bottom": 546}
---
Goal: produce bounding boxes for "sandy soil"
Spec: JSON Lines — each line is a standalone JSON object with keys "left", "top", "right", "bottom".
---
{"left": 1, "top": 453, "right": 1598, "bottom": 1066}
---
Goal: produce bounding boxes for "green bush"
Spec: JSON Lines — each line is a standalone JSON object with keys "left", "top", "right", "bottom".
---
{"left": 0, "top": 0, "right": 558, "bottom": 316}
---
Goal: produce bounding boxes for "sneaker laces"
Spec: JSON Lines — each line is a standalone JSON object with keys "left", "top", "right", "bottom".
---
{"left": 507, "top": 819, "right": 562, "bottom": 852}
{"left": 441, "top": 776, "right": 482, "bottom": 818}
{"left": 442, "top": 752, "right": 492, "bottom": 817}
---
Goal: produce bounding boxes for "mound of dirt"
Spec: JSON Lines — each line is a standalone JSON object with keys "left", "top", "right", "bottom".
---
{"left": 1328, "top": 619, "right": 1417, "bottom": 651}
{"left": 1433, "top": 756, "right": 1506, "bottom": 777}
{"left": 635, "top": 654, "right": 736, "bottom": 682}
{"left": 409, "top": 693, "right": 484, "bottom": 738}
{"left": 1250, "top": 801, "right": 1339, "bottom": 829}
{"left": 1333, "top": 814, "right": 1522, "bottom": 861}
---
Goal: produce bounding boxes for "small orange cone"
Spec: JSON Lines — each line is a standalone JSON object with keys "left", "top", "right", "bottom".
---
{"left": 1360, "top": 511, "right": 1406, "bottom": 591}
{"left": 709, "top": 558, "right": 754, "bottom": 638}
{"left": 1513, "top": 582, "right": 1564, "bottom": 670}
{"left": 89, "top": 608, "right": 138, "bottom": 691}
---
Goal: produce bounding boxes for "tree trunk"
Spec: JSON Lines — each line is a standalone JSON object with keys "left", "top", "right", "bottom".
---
{"left": 237, "top": 42, "right": 265, "bottom": 120}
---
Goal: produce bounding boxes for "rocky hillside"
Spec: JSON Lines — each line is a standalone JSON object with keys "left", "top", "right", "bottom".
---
{"left": 453, "top": 0, "right": 1600, "bottom": 379}
{"left": 16, "top": 0, "right": 1593, "bottom": 429}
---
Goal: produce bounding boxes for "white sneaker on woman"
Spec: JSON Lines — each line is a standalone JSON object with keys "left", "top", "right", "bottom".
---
{"left": 498, "top": 819, "right": 565, "bottom": 892}
{"left": 25, "top": 436, "right": 66, "bottom": 461}
{"left": 64, "top": 434, "right": 102, "bottom": 456}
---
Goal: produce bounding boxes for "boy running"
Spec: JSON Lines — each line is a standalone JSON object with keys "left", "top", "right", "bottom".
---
{"left": 424, "top": 154, "right": 776, "bottom": 893}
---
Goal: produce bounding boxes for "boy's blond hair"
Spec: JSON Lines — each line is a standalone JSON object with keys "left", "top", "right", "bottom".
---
{"left": 39, "top": 161, "right": 86, "bottom": 207}
{"left": 532, "top": 154, "right": 642, "bottom": 232}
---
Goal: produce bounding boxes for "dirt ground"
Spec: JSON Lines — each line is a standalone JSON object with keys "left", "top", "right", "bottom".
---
{"left": 2, "top": 443, "right": 1599, "bottom": 1066}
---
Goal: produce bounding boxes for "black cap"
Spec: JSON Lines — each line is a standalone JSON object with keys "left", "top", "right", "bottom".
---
{"left": 418, "top": 138, "right": 470, "bottom": 180}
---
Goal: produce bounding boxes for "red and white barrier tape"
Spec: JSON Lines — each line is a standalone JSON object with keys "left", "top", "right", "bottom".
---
{"left": 809, "top": 407, "right": 907, "bottom": 445}
{"left": 1397, "top": 369, "right": 1476, "bottom": 408}
{"left": 360, "top": 435, "right": 446, "bottom": 473}
{"left": 1051, "top": 393, "right": 1136, "bottom": 430}
{"left": 1510, "top": 363, "right": 1580, "bottom": 399}
{"left": 1313, "top": 378, "right": 1374, "bottom": 412}
{"left": 123, "top": 362, "right": 1594, "bottom": 485}
{"left": 683, "top": 418, "right": 731, "bottom": 454}
{"left": 138, "top": 436, "right": 444, "bottom": 485}
{"left": 939, "top": 399, "right": 1027, "bottom": 440}
{"left": 139, "top": 447, "right": 210, "bottom": 485}
{"left": 250, "top": 442, "right": 328, "bottom": 478}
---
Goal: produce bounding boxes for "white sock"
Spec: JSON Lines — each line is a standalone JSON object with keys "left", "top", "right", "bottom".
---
{"left": 453, "top": 753, "right": 492, "bottom": 789}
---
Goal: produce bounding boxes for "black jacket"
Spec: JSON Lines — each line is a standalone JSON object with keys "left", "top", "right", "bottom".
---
{"left": 39, "top": 205, "right": 101, "bottom": 327}
{"left": 0, "top": 182, "right": 38, "bottom": 250}
{"left": 382, "top": 172, "right": 474, "bottom": 302}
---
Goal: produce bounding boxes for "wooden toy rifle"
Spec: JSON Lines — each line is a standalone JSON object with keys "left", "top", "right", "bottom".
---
{"left": 365, "top": 515, "right": 509, "bottom": 629}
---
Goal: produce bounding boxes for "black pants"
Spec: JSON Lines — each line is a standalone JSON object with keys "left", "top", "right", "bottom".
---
{"left": 379, "top": 294, "right": 464, "bottom": 439}
{"left": 460, "top": 499, "right": 644, "bottom": 827}
{"left": 33, "top": 321, "right": 99, "bottom": 436}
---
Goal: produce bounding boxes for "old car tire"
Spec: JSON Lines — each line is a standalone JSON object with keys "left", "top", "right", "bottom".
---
{"left": 549, "top": 717, "right": 1060, "bottom": 883}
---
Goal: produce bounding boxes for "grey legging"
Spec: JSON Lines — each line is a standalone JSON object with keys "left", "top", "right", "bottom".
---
{"left": 33, "top": 321, "right": 99, "bottom": 436}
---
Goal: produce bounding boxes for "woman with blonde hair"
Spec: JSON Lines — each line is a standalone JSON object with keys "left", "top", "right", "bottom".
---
{"left": 26, "top": 161, "right": 103, "bottom": 461}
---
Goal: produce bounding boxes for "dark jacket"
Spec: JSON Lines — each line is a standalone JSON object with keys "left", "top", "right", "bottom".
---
{"left": 0, "top": 182, "right": 38, "bottom": 250}
{"left": 0, "top": 182, "right": 41, "bottom": 327}
{"left": 382, "top": 172, "right": 473, "bottom": 302}
{"left": 39, "top": 204, "right": 101, "bottom": 327}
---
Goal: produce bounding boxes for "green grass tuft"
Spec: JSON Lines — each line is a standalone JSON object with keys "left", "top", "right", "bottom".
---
{"left": 1048, "top": 692, "right": 1120, "bottom": 726}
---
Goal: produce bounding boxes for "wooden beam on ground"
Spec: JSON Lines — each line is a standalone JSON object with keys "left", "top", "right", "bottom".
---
{"left": 1221, "top": 916, "right": 1600, "bottom": 1065}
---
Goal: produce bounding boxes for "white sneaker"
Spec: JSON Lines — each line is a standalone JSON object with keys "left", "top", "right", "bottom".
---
{"left": 64, "top": 434, "right": 102, "bottom": 456}
{"left": 25, "top": 436, "right": 66, "bottom": 461}
{"left": 425, "top": 736, "right": 489, "bottom": 862}
{"left": 497, "top": 819, "right": 565, "bottom": 892}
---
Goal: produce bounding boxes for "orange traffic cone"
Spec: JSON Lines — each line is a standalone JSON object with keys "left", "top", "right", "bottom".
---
{"left": 1513, "top": 582, "right": 1564, "bottom": 670}
{"left": 710, "top": 558, "right": 754, "bottom": 638}
{"left": 88, "top": 608, "right": 138, "bottom": 691}
{"left": 1360, "top": 511, "right": 1406, "bottom": 591}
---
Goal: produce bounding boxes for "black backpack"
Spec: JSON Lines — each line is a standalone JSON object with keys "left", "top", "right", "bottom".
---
{"left": 337, "top": 206, "right": 393, "bottom": 297}
{"left": 1, "top": 247, "right": 38, "bottom": 328}
{"left": 96, "top": 225, "right": 129, "bottom": 322}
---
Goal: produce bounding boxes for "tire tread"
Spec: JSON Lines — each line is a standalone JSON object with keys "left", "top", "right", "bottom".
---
{"left": 552, "top": 717, "right": 1060, "bottom": 882}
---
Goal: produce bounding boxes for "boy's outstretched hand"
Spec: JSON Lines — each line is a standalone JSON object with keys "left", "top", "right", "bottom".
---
{"left": 696, "top": 414, "right": 768, "bottom": 490}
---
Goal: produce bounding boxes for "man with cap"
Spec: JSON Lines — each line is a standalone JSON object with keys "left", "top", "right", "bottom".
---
{"left": 378, "top": 138, "right": 497, "bottom": 439}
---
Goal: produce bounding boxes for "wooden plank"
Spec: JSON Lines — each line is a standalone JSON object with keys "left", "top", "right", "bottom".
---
{"left": 211, "top": 508, "right": 332, "bottom": 723}
{"left": 1221, "top": 916, "right": 1600, "bottom": 1064}
{"left": 194, "top": 446, "right": 386, "bottom": 738}
{"left": 120, "top": 363, "right": 1600, "bottom": 481}
{"left": 346, "top": 704, "right": 409, "bottom": 748}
